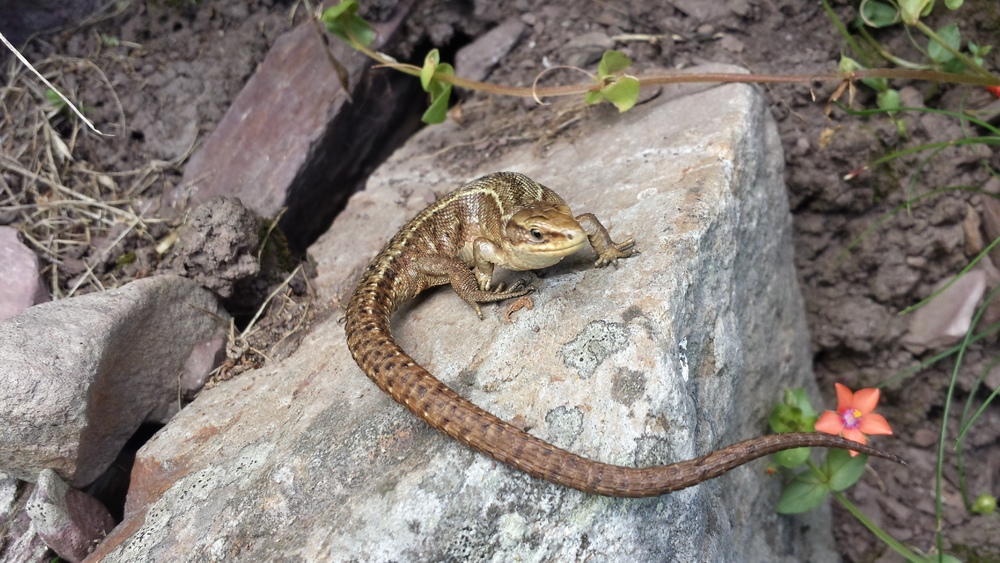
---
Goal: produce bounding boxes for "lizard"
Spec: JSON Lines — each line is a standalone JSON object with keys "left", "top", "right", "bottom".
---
{"left": 344, "top": 171, "right": 901, "bottom": 498}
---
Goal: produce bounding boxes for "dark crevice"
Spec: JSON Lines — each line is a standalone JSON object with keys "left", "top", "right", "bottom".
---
{"left": 83, "top": 422, "right": 163, "bottom": 522}
{"left": 279, "top": 33, "right": 474, "bottom": 253}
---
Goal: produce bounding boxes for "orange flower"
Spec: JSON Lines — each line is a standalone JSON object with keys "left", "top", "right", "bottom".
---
{"left": 815, "top": 383, "right": 893, "bottom": 456}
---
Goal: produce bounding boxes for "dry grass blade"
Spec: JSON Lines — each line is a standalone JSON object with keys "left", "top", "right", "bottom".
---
{"left": 1, "top": 44, "right": 179, "bottom": 298}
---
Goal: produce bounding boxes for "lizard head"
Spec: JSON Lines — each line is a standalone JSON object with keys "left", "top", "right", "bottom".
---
{"left": 503, "top": 202, "right": 587, "bottom": 269}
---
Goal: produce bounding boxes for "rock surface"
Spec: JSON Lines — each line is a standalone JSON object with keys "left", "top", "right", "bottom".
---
{"left": 0, "top": 226, "right": 49, "bottom": 320}
{"left": 92, "top": 69, "right": 838, "bottom": 562}
{"left": 0, "top": 275, "right": 229, "bottom": 487}
{"left": 26, "top": 469, "right": 115, "bottom": 562}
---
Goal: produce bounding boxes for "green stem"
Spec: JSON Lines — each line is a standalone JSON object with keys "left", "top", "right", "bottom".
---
{"left": 834, "top": 492, "right": 926, "bottom": 562}
{"left": 820, "top": 0, "right": 868, "bottom": 65}
{"left": 932, "top": 274, "right": 987, "bottom": 558}
{"left": 858, "top": 26, "right": 930, "bottom": 70}
{"left": 913, "top": 20, "right": 993, "bottom": 78}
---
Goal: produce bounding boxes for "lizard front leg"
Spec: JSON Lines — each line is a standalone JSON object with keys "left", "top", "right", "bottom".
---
{"left": 471, "top": 237, "right": 530, "bottom": 294}
{"left": 576, "top": 213, "right": 637, "bottom": 267}
{"left": 420, "top": 253, "right": 532, "bottom": 319}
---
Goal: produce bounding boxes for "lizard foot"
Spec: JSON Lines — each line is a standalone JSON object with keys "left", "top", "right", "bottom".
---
{"left": 595, "top": 238, "right": 637, "bottom": 268}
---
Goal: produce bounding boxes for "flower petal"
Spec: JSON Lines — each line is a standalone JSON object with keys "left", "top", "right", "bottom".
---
{"left": 834, "top": 383, "right": 854, "bottom": 412}
{"left": 858, "top": 413, "right": 893, "bottom": 436}
{"left": 815, "top": 411, "right": 845, "bottom": 435}
{"left": 852, "top": 388, "right": 881, "bottom": 415}
{"left": 842, "top": 427, "right": 868, "bottom": 447}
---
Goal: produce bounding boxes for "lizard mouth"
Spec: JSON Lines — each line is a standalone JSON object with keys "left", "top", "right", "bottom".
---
{"left": 532, "top": 237, "right": 586, "bottom": 256}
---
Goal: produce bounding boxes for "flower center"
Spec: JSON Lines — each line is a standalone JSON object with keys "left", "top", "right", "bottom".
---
{"left": 841, "top": 408, "right": 862, "bottom": 428}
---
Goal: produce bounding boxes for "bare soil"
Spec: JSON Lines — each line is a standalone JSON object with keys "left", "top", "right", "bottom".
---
{"left": 3, "top": 0, "right": 999, "bottom": 560}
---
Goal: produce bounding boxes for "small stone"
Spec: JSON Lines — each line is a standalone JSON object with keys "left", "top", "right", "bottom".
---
{"left": 0, "top": 226, "right": 49, "bottom": 320}
{"left": 26, "top": 469, "right": 115, "bottom": 562}
{"left": 720, "top": 35, "right": 744, "bottom": 53}
{"left": 157, "top": 196, "right": 261, "bottom": 300}
{"left": 912, "top": 428, "right": 938, "bottom": 448}
{"left": 455, "top": 18, "right": 527, "bottom": 82}
{"left": 560, "top": 31, "right": 614, "bottom": 68}
{"left": 897, "top": 86, "right": 924, "bottom": 109}
{"left": 0, "top": 474, "right": 51, "bottom": 561}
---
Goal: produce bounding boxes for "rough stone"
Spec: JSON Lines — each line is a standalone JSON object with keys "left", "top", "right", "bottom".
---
{"left": 0, "top": 226, "right": 49, "bottom": 320}
{"left": 0, "top": 275, "right": 229, "bottom": 487}
{"left": 559, "top": 31, "right": 614, "bottom": 68}
{"left": 157, "top": 196, "right": 261, "bottom": 300}
{"left": 177, "top": 5, "right": 422, "bottom": 250}
{"left": 0, "top": 474, "right": 50, "bottom": 562}
{"left": 92, "top": 67, "right": 840, "bottom": 562}
{"left": 668, "top": 0, "right": 751, "bottom": 22}
{"left": 455, "top": 18, "right": 527, "bottom": 82}
{"left": 26, "top": 469, "right": 115, "bottom": 562}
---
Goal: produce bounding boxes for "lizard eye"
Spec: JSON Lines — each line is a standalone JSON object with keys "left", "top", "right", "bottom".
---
{"left": 529, "top": 228, "right": 543, "bottom": 241}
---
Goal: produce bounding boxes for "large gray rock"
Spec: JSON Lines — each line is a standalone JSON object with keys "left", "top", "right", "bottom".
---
{"left": 0, "top": 275, "right": 229, "bottom": 487}
{"left": 91, "top": 69, "right": 839, "bottom": 561}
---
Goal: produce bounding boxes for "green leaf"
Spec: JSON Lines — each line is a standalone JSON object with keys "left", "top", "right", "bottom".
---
{"left": 321, "top": 0, "right": 356, "bottom": 21}
{"left": 944, "top": 0, "right": 963, "bottom": 8}
{"left": 824, "top": 450, "right": 868, "bottom": 491}
{"left": 321, "top": 0, "right": 374, "bottom": 47}
{"left": 927, "top": 23, "right": 961, "bottom": 64}
{"left": 877, "top": 88, "right": 901, "bottom": 111}
{"left": 421, "top": 61, "right": 454, "bottom": 124}
{"left": 769, "top": 389, "right": 818, "bottom": 433}
{"left": 44, "top": 89, "right": 66, "bottom": 109}
{"left": 858, "top": 0, "right": 900, "bottom": 28}
{"left": 769, "top": 403, "right": 799, "bottom": 433}
{"left": 774, "top": 447, "right": 811, "bottom": 469}
{"left": 597, "top": 50, "right": 632, "bottom": 77}
{"left": 776, "top": 472, "right": 830, "bottom": 514}
{"left": 840, "top": 56, "right": 888, "bottom": 92}
{"left": 899, "top": 0, "right": 934, "bottom": 24}
{"left": 583, "top": 91, "right": 603, "bottom": 105}
{"left": 786, "top": 389, "right": 817, "bottom": 419}
{"left": 422, "top": 83, "right": 451, "bottom": 124}
{"left": 601, "top": 75, "right": 640, "bottom": 112}
{"left": 421, "top": 49, "right": 441, "bottom": 91}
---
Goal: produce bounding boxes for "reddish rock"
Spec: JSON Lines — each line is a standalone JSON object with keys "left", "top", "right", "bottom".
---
{"left": 26, "top": 469, "right": 115, "bottom": 563}
{"left": 0, "top": 226, "right": 49, "bottom": 320}
{"left": 178, "top": 3, "right": 421, "bottom": 249}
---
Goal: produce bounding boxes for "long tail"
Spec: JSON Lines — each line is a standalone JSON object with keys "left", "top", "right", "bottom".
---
{"left": 345, "top": 296, "right": 902, "bottom": 498}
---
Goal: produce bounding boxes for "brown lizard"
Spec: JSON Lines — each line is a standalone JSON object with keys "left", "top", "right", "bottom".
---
{"left": 345, "top": 171, "right": 901, "bottom": 498}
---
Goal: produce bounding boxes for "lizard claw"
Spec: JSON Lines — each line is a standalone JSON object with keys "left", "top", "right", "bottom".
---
{"left": 595, "top": 238, "right": 637, "bottom": 268}
{"left": 507, "top": 278, "right": 533, "bottom": 293}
